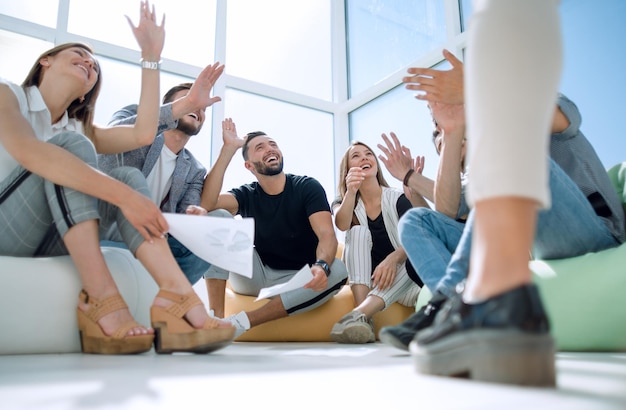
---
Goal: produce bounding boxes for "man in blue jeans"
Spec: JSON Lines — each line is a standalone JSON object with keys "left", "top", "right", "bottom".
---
{"left": 378, "top": 90, "right": 625, "bottom": 351}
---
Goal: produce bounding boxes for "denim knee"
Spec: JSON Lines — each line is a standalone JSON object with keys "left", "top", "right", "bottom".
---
{"left": 398, "top": 207, "right": 430, "bottom": 244}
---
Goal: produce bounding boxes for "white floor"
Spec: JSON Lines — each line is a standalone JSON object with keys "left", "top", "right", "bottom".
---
{"left": 0, "top": 342, "right": 625, "bottom": 410}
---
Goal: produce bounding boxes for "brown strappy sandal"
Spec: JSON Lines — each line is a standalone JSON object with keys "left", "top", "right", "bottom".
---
{"left": 151, "top": 290, "right": 235, "bottom": 354}
{"left": 77, "top": 290, "right": 154, "bottom": 354}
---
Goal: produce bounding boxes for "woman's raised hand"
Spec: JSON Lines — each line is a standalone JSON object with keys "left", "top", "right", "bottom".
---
{"left": 119, "top": 189, "right": 169, "bottom": 243}
{"left": 346, "top": 167, "right": 365, "bottom": 195}
{"left": 126, "top": 0, "right": 165, "bottom": 61}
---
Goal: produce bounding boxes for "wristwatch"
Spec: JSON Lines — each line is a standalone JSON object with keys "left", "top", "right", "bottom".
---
{"left": 313, "top": 259, "right": 331, "bottom": 277}
{"left": 140, "top": 58, "right": 161, "bottom": 70}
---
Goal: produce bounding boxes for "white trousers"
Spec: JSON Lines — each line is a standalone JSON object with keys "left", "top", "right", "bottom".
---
{"left": 344, "top": 226, "right": 421, "bottom": 308}
{"left": 466, "top": 0, "right": 562, "bottom": 208}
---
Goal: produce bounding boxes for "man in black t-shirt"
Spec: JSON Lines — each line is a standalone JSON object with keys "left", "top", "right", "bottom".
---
{"left": 191, "top": 118, "right": 348, "bottom": 337}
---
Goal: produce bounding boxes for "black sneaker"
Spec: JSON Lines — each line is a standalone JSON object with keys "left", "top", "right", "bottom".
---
{"left": 410, "top": 283, "right": 556, "bottom": 387}
{"left": 378, "top": 292, "right": 448, "bottom": 351}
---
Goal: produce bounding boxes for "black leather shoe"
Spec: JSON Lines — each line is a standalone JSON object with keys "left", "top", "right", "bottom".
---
{"left": 378, "top": 292, "right": 448, "bottom": 351}
{"left": 410, "top": 284, "right": 556, "bottom": 387}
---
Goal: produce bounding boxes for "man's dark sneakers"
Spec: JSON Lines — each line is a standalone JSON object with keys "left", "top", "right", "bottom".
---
{"left": 378, "top": 292, "right": 448, "bottom": 351}
{"left": 410, "top": 283, "right": 556, "bottom": 387}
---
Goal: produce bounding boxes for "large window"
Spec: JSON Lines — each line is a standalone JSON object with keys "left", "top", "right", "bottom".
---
{"left": 350, "top": 86, "right": 438, "bottom": 189}
{"left": 225, "top": 0, "right": 332, "bottom": 101}
{"left": 1, "top": 0, "right": 625, "bottom": 202}
{"left": 222, "top": 89, "right": 335, "bottom": 199}
{"left": 0, "top": 1, "right": 58, "bottom": 28}
{"left": 346, "top": 0, "right": 447, "bottom": 98}
{"left": 68, "top": 0, "right": 217, "bottom": 67}
{"left": 0, "top": 29, "right": 52, "bottom": 84}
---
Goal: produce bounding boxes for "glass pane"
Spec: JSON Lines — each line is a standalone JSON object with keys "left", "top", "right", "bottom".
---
{"left": 68, "top": 0, "right": 217, "bottom": 67}
{"left": 349, "top": 85, "right": 440, "bottom": 195}
{"left": 346, "top": 0, "right": 447, "bottom": 97}
{"left": 0, "top": 0, "right": 58, "bottom": 27}
{"left": 221, "top": 89, "right": 335, "bottom": 203}
{"left": 349, "top": 57, "right": 451, "bottom": 193}
{"left": 0, "top": 30, "right": 53, "bottom": 84}
{"left": 226, "top": 0, "right": 332, "bottom": 100}
{"left": 459, "top": 0, "right": 473, "bottom": 32}
{"left": 93, "top": 56, "right": 212, "bottom": 165}
{"left": 559, "top": 0, "right": 626, "bottom": 169}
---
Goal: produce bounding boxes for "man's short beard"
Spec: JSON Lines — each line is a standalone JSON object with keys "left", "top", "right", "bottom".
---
{"left": 177, "top": 119, "right": 202, "bottom": 136}
{"left": 252, "top": 159, "right": 283, "bottom": 176}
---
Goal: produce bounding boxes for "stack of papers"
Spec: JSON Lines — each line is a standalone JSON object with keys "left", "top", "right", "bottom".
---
{"left": 162, "top": 213, "right": 314, "bottom": 300}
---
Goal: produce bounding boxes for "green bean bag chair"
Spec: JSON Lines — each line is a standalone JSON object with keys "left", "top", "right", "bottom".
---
{"left": 532, "top": 162, "right": 626, "bottom": 351}
{"left": 416, "top": 162, "right": 626, "bottom": 351}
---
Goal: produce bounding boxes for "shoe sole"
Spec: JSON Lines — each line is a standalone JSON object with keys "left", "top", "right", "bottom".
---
{"left": 410, "top": 329, "right": 556, "bottom": 387}
{"left": 153, "top": 323, "right": 235, "bottom": 354}
{"left": 378, "top": 329, "right": 410, "bottom": 352}
{"left": 330, "top": 324, "right": 374, "bottom": 344}
{"left": 79, "top": 331, "right": 154, "bottom": 355}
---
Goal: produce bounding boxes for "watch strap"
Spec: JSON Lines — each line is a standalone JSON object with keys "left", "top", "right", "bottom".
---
{"left": 314, "top": 259, "right": 331, "bottom": 277}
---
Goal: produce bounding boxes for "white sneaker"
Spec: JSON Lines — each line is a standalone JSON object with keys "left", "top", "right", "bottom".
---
{"left": 330, "top": 311, "right": 375, "bottom": 344}
{"left": 223, "top": 311, "right": 250, "bottom": 338}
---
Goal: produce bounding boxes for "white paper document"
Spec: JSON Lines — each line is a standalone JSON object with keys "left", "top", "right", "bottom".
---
{"left": 255, "top": 265, "right": 313, "bottom": 301}
{"left": 163, "top": 213, "right": 254, "bottom": 278}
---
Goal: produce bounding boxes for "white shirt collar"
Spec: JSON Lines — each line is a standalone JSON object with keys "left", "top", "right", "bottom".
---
{"left": 25, "top": 85, "right": 82, "bottom": 136}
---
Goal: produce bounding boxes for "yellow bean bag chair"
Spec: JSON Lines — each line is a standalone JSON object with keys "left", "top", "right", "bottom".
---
{"left": 224, "top": 243, "right": 415, "bottom": 342}
{"left": 225, "top": 284, "right": 414, "bottom": 342}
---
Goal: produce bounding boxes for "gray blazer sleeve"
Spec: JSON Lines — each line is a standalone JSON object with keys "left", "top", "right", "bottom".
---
{"left": 107, "top": 103, "right": 178, "bottom": 134}
{"left": 176, "top": 162, "right": 207, "bottom": 212}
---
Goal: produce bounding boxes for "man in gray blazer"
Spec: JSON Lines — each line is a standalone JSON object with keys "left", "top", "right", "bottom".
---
{"left": 99, "top": 63, "right": 230, "bottom": 285}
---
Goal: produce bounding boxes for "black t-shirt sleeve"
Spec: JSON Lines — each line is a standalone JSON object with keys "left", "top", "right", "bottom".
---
{"left": 228, "top": 183, "right": 256, "bottom": 216}
{"left": 396, "top": 194, "right": 413, "bottom": 218}
{"left": 299, "top": 176, "right": 331, "bottom": 216}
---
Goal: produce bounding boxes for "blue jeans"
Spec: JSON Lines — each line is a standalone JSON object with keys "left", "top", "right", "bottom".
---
{"left": 399, "top": 158, "right": 620, "bottom": 298}
{"left": 101, "top": 235, "right": 215, "bottom": 285}
{"left": 398, "top": 209, "right": 466, "bottom": 298}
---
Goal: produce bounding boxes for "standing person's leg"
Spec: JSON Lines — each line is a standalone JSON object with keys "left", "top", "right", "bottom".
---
{"left": 411, "top": 0, "right": 563, "bottom": 386}
{"left": 464, "top": 0, "right": 562, "bottom": 300}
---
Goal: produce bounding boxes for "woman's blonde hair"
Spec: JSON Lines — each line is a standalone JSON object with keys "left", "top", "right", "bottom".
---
{"left": 22, "top": 42, "right": 102, "bottom": 139}
{"left": 333, "top": 141, "right": 389, "bottom": 207}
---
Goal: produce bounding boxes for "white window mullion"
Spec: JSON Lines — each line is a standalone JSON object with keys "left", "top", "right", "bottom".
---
{"left": 331, "top": 0, "right": 349, "bottom": 191}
